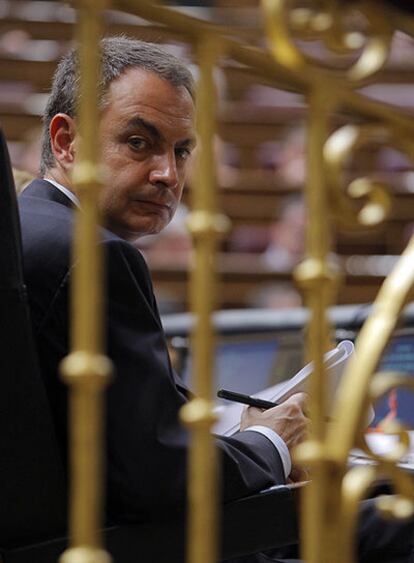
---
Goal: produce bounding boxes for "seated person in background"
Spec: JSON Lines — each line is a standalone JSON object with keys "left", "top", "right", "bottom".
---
{"left": 12, "top": 168, "right": 34, "bottom": 194}
{"left": 18, "top": 37, "right": 413, "bottom": 563}
{"left": 262, "top": 195, "right": 305, "bottom": 272}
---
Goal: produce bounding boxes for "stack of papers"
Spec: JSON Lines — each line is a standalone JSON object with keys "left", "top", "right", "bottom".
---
{"left": 214, "top": 340, "right": 354, "bottom": 437}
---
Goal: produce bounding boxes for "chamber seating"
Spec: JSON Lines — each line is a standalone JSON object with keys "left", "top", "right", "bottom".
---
{"left": 0, "top": 128, "right": 299, "bottom": 561}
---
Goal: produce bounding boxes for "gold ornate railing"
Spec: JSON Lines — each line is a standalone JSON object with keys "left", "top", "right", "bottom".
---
{"left": 180, "top": 35, "right": 228, "bottom": 563}
{"left": 62, "top": 1, "right": 414, "bottom": 563}
{"left": 59, "top": 2, "right": 112, "bottom": 563}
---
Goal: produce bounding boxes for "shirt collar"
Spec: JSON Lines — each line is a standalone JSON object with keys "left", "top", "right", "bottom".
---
{"left": 43, "top": 178, "right": 80, "bottom": 208}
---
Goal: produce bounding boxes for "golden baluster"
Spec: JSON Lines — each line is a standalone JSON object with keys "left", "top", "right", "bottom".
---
{"left": 294, "top": 88, "right": 340, "bottom": 563}
{"left": 181, "top": 35, "right": 229, "bottom": 563}
{"left": 59, "top": 1, "right": 113, "bottom": 563}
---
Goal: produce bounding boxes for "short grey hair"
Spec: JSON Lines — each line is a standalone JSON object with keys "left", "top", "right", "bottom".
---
{"left": 40, "top": 36, "right": 195, "bottom": 174}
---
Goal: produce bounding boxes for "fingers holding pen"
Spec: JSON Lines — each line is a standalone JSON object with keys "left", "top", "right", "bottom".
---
{"left": 240, "top": 392, "right": 311, "bottom": 450}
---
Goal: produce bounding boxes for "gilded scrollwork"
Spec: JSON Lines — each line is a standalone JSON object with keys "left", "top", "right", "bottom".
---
{"left": 326, "top": 370, "right": 414, "bottom": 563}
{"left": 321, "top": 234, "right": 414, "bottom": 562}
{"left": 339, "top": 461, "right": 414, "bottom": 563}
{"left": 324, "top": 123, "right": 414, "bottom": 230}
{"left": 261, "top": 0, "right": 393, "bottom": 82}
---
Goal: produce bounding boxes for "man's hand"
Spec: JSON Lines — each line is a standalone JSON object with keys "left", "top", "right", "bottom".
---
{"left": 240, "top": 392, "right": 310, "bottom": 451}
{"left": 240, "top": 392, "right": 310, "bottom": 482}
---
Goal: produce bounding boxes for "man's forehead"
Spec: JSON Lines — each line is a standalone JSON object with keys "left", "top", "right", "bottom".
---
{"left": 106, "top": 66, "right": 195, "bottom": 120}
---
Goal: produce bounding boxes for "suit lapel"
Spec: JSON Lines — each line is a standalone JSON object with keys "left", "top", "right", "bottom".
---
{"left": 21, "top": 179, "right": 75, "bottom": 209}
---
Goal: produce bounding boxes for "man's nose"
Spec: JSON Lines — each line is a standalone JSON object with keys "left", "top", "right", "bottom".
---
{"left": 149, "top": 151, "right": 179, "bottom": 189}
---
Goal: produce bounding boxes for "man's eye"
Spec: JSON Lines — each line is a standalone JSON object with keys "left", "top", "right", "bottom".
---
{"left": 127, "top": 137, "right": 149, "bottom": 151}
{"left": 175, "top": 147, "right": 191, "bottom": 161}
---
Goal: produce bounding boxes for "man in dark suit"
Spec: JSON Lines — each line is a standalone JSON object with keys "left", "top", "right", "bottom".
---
{"left": 19, "top": 37, "right": 309, "bottom": 561}
{"left": 18, "top": 36, "right": 414, "bottom": 562}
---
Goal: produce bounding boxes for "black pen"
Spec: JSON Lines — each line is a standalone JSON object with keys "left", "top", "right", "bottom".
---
{"left": 217, "top": 389, "right": 277, "bottom": 410}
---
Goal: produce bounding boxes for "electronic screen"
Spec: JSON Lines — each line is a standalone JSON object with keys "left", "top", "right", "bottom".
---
{"left": 183, "top": 336, "right": 280, "bottom": 403}
{"left": 370, "top": 333, "right": 414, "bottom": 429}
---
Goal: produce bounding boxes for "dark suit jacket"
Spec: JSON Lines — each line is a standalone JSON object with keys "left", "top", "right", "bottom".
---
{"left": 19, "top": 179, "right": 285, "bottom": 523}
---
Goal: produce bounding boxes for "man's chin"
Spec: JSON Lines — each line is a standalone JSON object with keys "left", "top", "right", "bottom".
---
{"left": 123, "top": 222, "right": 168, "bottom": 242}
{"left": 104, "top": 213, "right": 171, "bottom": 241}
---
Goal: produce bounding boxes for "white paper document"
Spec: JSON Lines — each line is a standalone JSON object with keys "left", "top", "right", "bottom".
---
{"left": 213, "top": 340, "right": 354, "bottom": 437}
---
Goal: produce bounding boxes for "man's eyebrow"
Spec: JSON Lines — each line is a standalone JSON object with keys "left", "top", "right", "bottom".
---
{"left": 125, "top": 116, "right": 196, "bottom": 149}
{"left": 177, "top": 137, "right": 197, "bottom": 150}
{"left": 125, "top": 117, "right": 161, "bottom": 140}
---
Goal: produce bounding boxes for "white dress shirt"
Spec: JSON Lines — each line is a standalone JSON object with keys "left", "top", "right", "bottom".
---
{"left": 44, "top": 178, "right": 80, "bottom": 207}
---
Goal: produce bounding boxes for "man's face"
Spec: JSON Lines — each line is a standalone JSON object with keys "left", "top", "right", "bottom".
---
{"left": 98, "top": 67, "right": 196, "bottom": 240}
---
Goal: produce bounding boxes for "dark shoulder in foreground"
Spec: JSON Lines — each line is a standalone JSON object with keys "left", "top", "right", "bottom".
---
{"left": 18, "top": 179, "right": 148, "bottom": 307}
{"left": 19, "top": 179, "right": 121, "bottom": 257}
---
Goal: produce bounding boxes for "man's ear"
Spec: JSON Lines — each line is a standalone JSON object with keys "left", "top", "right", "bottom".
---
{"left": 49, "top": 113, "right": 77, "bottom": 171}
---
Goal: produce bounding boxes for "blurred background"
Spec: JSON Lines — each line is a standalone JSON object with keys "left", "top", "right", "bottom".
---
{"left": 2, "top": 0, "right": 414, "bottom": 313}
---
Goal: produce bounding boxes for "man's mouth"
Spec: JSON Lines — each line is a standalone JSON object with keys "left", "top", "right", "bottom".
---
{"left": 132, "top": 199, "right": 171, "bottom": 211}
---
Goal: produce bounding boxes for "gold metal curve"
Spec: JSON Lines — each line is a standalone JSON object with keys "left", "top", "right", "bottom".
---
{"left": 261, "top": 0, "right": 305, "bottom": 71}
{"left": 328, "top": 233, "right": 414, "bottom": 464}
{"left": 261, "top": 0, "right": 393, "bottom": 82}
{"left": 361, "top": 422, "right": 411, "bottom": 464}
{"left": 179, "top": 34, "right": 225, "bottom": 563}
{"left": 340, "top": 465, "right": 378, "bottom": 563}
{"left": 375, "top": 463, "right": 414, "bottom": 519}
{"left": 338, "top": 441, "right": 414, "bottom": 562}
{"left": 358, "top": 372, "right": 414, "bottom": 462}
{"left": 324, "top": 124, "right": 394, "bottom": 229}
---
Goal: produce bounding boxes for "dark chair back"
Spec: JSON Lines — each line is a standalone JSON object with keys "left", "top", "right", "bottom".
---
{"left": 0, "top": 129, "right": 66, "bottom": 547}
